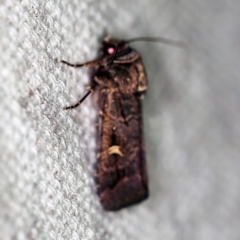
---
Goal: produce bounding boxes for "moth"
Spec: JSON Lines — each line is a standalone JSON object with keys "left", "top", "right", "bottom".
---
{"left": 61, "top": 36, "right": 182, "bottom": 211}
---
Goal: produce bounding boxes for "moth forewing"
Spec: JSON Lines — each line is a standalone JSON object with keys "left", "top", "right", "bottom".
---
{"left": 90, "top": 38, "right": 148, "bottom": 211}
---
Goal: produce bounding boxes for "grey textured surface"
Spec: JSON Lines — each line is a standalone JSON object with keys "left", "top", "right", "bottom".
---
{"left": 0, "top": 0, "right": 240, "bottom": 240}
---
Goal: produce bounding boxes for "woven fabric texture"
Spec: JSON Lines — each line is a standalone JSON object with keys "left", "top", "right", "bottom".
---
{"left": 0, "top": 0, "right": 239, "bottom": 240}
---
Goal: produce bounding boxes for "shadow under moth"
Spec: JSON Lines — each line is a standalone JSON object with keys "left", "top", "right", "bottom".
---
{"left": 61, "top": 36, "right": 182, "bottom": 211}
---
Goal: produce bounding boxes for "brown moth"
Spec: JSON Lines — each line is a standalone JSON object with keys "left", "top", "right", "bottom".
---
{"left": 61, "top": 36, "right": 183, "bottom": 211}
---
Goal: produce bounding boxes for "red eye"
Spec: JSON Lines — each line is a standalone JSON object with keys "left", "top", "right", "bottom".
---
{"left": 107, "top": 47, "right": 115, "bottom": 55}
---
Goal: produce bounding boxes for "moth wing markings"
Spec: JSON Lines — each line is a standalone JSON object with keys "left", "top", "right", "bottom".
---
{"left": 112, "top": 95, "right": 147, "bottom": 181}
{"left": 98, "top": 95, "right": 148, "bottom": 210}
{"left": 95, "top": 53, "right": 149, "bottom": 210}
{"left": 134, "top": 59, "right": 148, "bottom": 97}
{"left": 97, "top": 77, "right": 147, "bottom": 181}
{"left": 95, "top": 88, "right": 120, "bottom": 192}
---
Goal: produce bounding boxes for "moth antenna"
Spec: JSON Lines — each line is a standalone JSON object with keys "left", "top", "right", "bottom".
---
{"left": 126, "top": 37, "right": 184, "bottom": 48}
{"left": 107, "top": 44, "right": 119, "bottom": 70}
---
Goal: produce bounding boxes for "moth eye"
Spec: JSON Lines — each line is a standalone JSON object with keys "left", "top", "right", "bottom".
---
{"left": 107, "top": 47, "right": 115, "bottom": 55}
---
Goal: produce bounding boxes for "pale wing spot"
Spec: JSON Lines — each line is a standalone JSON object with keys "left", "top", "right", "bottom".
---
{"left": 137, "top": 85, "right": 147, "bottom": 92}
{"left": 108, "top": 145, "right": 123, "bottom": 156}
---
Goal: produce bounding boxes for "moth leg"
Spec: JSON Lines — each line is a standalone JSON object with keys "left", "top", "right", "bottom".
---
{"left": 61, "top": 59, "right": 100, "bottom": 68}
{"left": 64, "top": 90, "right": 92, "bottom": 110}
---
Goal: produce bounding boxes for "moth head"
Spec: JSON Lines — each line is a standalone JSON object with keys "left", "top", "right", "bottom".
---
{"left": 100, "top": 36, "right": 130, "bottom": 57}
